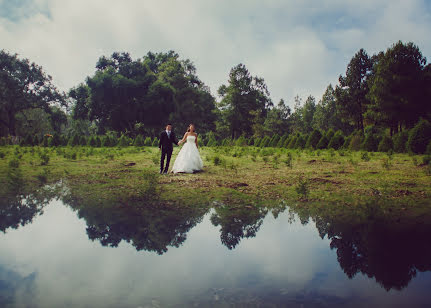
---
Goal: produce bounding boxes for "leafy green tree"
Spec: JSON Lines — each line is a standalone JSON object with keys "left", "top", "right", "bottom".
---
{"left": 15, "top": 107, "right": 59, "bottom": 138}
{"left": 71, "top": 51, "right": 216, "bottom": 136}
{"left": 335, "top": 49, "right": 372, "bottom": 131}
{"left": 0, "top": 50, "right": 66, "bottom": 136}
{"left": 218, "top": 64, "right": 272, "bottom": 139}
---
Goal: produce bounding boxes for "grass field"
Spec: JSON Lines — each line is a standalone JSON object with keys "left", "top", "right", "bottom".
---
{"left": 1, "top": 145, "right": 430, "bottom": 222}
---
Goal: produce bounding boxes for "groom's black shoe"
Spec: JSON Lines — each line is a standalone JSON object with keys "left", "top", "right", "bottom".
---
{"left": 159, "top": 169, "right": 163, "bottom": 174}
{"left": 163, "top": 169, "right": 168, "bottom": 174}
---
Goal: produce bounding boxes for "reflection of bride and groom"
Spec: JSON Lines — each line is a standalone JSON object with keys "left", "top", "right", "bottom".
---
{"left": 158, "top": 123, "right": 203, "bottom": 174}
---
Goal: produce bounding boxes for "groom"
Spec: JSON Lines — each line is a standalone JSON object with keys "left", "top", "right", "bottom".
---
{"left": 158, "top": 123, "right": 178, "bottom": 174}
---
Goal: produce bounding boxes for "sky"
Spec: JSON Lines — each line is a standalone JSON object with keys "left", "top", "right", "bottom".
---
{"left": 1, "top": 0, "right": 430, "bottom": 107}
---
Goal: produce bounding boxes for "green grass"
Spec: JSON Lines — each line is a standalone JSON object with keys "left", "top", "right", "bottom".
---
{"left": 1, "top": 145, "right": 430, "bottom": 222}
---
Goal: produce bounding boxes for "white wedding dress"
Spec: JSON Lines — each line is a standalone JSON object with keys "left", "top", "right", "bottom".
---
{"left": 171, "top": 135, "right": 203, "bottom": 173}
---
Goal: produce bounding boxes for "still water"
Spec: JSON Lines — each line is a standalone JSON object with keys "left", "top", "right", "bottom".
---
{"left": 1, "top": 190, "right": 431, "bottom": 307}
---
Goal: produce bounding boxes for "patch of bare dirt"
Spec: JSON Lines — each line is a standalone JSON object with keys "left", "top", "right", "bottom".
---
{"left": 226, "top": 182, "right": 249, "bottom": 189}
{"left": 309, "top": 177, "right": 342, "bottom": 185}
{"left": 394, "top": 190, "right": 413, "bottom": 197}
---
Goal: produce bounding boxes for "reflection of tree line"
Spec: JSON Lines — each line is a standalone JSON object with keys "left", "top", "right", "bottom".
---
{"left": 0, "top": 189, "right": 57, "bottom": 233}
{"left": 295, "top": 207, "right": 431, "bottom": 291}
{"left": 3, "top": 188, "right": 431, "bottom": 291}
{"left": 63, "top": 196, "right": 209, "bottom": 255}
{"left": 210, "top": 204, "right": 268, "bottom": 250}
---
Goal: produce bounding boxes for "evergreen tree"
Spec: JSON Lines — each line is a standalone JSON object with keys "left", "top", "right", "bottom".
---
{"left": 144, "top": 137, "right": 153, "bottom": 146}
{"left": 287, "top": 135, "right": 298, "bottom": 149}
{"left": 362, "top": 134, "right": 379, "bottom": 152}
{"left": 118, "top": 135, "right": 130, "bottom": 147}
{"left": 269, "top": 134, "right": 280, "bottom": 147}
{"left": 88, "top": 136, "right": 97, "bottom": 147}
{"left": 32, "top": 135, "right": 40, "bottom": 146}
{"left": 277, "top": 134, "right": 288, "bottom": 147}
{"left": 68, "top": 134, "right": 80, "bottom": 146}
{"left": 407, "top": 119, "right": 431, "bottom": 154}
{"left": 393, "top": 131, "right": 409, "bottom": 153}
{"left": 133, "top": 135, "right": 144, "bottom": 146}
{"left": 101, "top": 135, "right": 111, "bottom": 147}
{"left": 260, "top": 136, "right": 271, "bottom": 147}
{"left": 326, "top": 129, "right": 335, "bottom": 141}
{"left": 305, "top": 129, "right": 322, "bottom": 149}
{"left": 335, "top": 49, "right": 372, "bottom": 131}
{"left": 368, "top": 41, "right": 429, "bottom": 133}
{"left": 378, "top": 136, "right": 394, "bottom": 152}
{"left": 349, "top": 131, "right": 364, "bottom": 151}
{"left": 254, "top": 137, "right": 262, "bottom": 147}
{"left": 218, "top": 64, "right": 272, "bottom": 139}
{"left": 316, "top": 135, "right": 329, "bottom": 149}
{"left": 294, "top": 135, "right": 306, "bottom": 149}
{"left": 328, "top": 131, "right": 345, "bottom": 150}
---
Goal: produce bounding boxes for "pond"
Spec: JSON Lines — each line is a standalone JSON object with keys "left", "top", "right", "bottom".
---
{"left": 1, "top": 188, "right": 431, "bottom": 307}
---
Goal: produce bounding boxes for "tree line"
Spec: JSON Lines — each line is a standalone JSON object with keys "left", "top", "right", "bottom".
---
{"left": 1, "top": 41, "right": 430, "bottom": 152}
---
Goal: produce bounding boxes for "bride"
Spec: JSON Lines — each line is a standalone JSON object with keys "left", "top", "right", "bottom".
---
{"left": 171, "top": 124, "right": 204, "bottom": 174}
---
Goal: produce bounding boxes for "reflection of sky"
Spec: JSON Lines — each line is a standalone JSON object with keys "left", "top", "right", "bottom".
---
{"left": 0, "top": 200, "right": 430, "bottom": 307}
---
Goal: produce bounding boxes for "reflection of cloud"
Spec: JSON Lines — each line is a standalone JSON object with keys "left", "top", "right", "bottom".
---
{"left": 1, "top": 0, "right": 430, "bottom": 106}
{"left": 0, "top": 265, "right": 36, "bottom": 307}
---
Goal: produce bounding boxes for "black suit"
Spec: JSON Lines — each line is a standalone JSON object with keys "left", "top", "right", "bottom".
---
{"left": 159, "top": 130, "right": 178, "bottom": 172}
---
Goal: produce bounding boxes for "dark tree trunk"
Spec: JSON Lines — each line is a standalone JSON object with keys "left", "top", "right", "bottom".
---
{"left": 359, "top": 111, "right": 364, "bottom": 132}
{"left": 7, "top": 110, "right": 16, "bottom": 136}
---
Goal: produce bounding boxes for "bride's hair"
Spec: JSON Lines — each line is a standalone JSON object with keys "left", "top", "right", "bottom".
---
{"left": 187, "top": 123, "right": 195, "bottom": 133}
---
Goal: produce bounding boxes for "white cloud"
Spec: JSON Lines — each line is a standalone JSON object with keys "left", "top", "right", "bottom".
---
{"left": 0, "top": 0, "right": 430, "bottom": 107}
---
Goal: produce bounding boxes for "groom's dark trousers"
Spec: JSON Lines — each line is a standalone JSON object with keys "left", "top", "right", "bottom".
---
{"left": 159, "top": 131, "right": 178, "bottom": 172}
